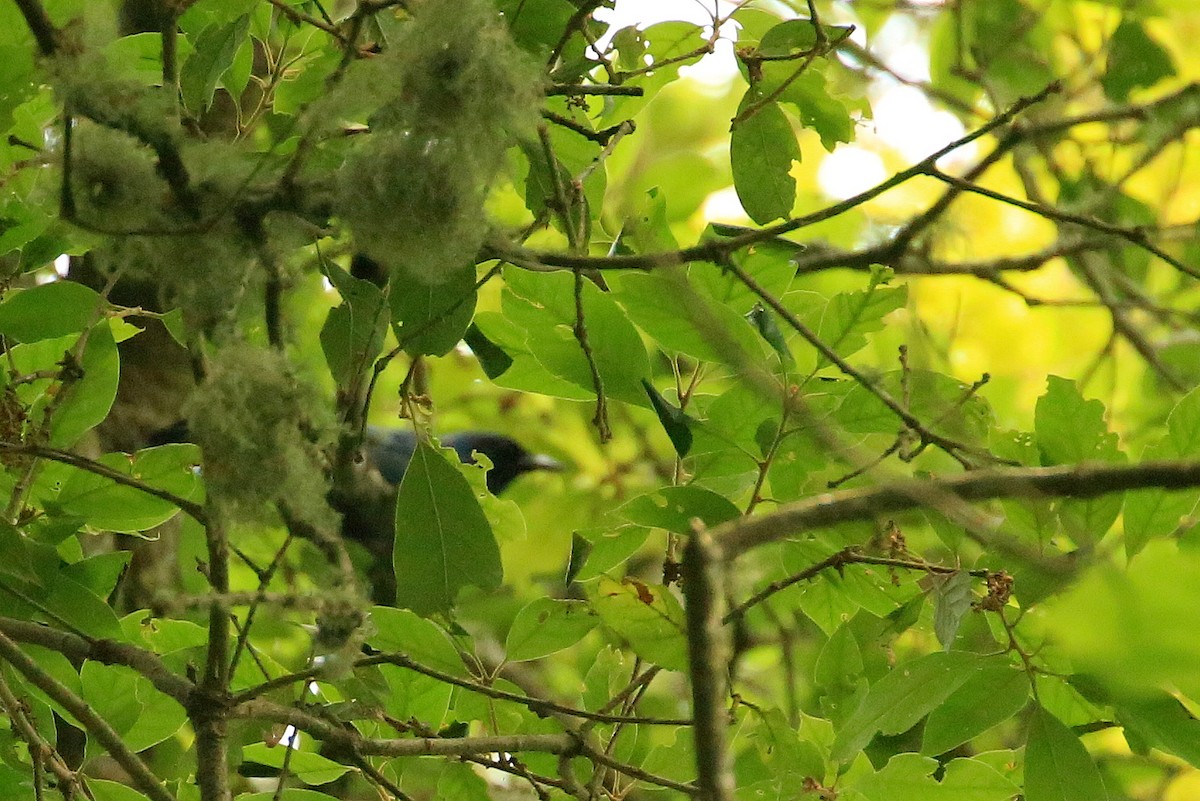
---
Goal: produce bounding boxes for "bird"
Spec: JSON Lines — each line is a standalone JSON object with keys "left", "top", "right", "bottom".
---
{"left": 341, "top": 427, "right": 561, "bottom": 603}
{"left": 150, "top": 421, "right": 560, "bottom": 600}
{"left": 148, "top": 420, "right": 561, "bottom": 543}
{"left": 363, "top": 427, "right": 562, "bottom": 495}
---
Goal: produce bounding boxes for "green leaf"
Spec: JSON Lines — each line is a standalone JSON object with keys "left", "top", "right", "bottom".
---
{"left": 0, "top": 563, "right": 124, "bottom": 642}
{"left": 438, "top": 761, "right": 491, "bottom": 801}
{"left": 88, "top": 779, "right": 153, "bottom": 801}
{"left": 1102, "top": 19, "right": 1175, "bottom": 102}
{"left": 1025, "top": 704, "right": 1109, "bottom": 801}
{"left": 591, "top": 575, "right": 688, "bottom": 671}
{"left": 744, "top": 707, "right": 826, "bottom": 783}
{"left": 940, "top": 0, "right": 1055, "bottom": 105}
{"left": 642, "top": 380, "right": 693, "bottom": 457}
{"left": 505, "top": 598, "right": 599, "bottom": 661}
{"left": 612, "top": 269, "right": 766, "bottom": 364}
{"left": 1034, "top": 376, "right": 1125, "bottom": 544}
{"left": 367, "top": 606, "right": 464, "bottom": 675}
{"left": 1035, "top": 376, "right": 1120, "bottom": 464}
{"left": 391, "top": 264, "right": 477, "bottom": 357}
{"left": 1117, "top": 693, "right": 1200, "bottom": 768}
{"left": 377, "top": 659, "right": 454, "bottom": 725}
{"left": 521, "top": 138, "right": 591, "bottom": 245}
{"left": 746, "top": 304, "right": 794, "bottom": 366}
{"left": 831, "top": 651, "right": 984, "bottom": 762}
{"left": 0, "top": 281, "right": 102, "bottom": 343}
{"left": 502, "top": 270, "right": 650, "bottom": 404}
{"left": 79, "top": 662, "right": 137, "bottom": 759}
{"left": 731, "top": 92, "right": 801, "bottom": 224}
{"left": 814, "top": 622, "right": 864, "bottom": 691}
{"left": 243, "top": 742, "right": 351, "bottom": 786}
{"left": 602, "top": 21, "right": 707, "bottom": 120}
{"left": 569, "top": 525, "right": 650, "bottom": 582}
{"left": 836, "top": 370, "right": 991, "bottom": 443}
{"left": 392, "top": 442, "right": 502, "bottom": 615}
{"left": 694, "top": 229, "right": 800, "bottom": 310}
{"left": 1169, "top": 385, "right": 1200, "bottom": 455}
{"left": 618, "top": 485, "right": 741, "bottom": 534}
{"left": 51, "top": 323, "right": 120, "bottom": 448}
{"left": 238, "top": 790, "right": 345, "bottom": 801}
{"left": 62, "top": 552, "right": 131, "bottom": 599}
{"left": 0, "top": 523, "right": 34, "bottom": 584}
{"left": 81, "top": 662, "right": 187, "bottom": 753}
{"left": 0, "top": 43, "right": 35, "bottom": 134}
{"left": 1043, "top": 540, "right": 1200, "bottom": 699}
{"left": 812, "top": 282, "right": 907, "bottom": 365}
{"left": 121, "top": 613, "right": 207, "bottom": 654}
{"left": 921, "top": 659, "right": 1029, "bottom": 755}
{"left": 693, "top": 381, "right": 778, "bottom": 456}
{"left": 931, "top": 571, "right": 974, "bottom": 651}
{"left": 222, "top": 37, "right": 253, "bottom": 99}
{"left": 57, "top": 445, "right": 202, "bottom": 533}
{"left": 473, "top": 310, "right": 593, "bottom": 400}
{"left": 1123, "top": 438, "right": 1198, "bottom": 556}
{"left": 845, "top": 753, "right": 1020, "bottom": 801}
{"left": 319, "top": 261, "right": 387, "bottom": 385}
{"left": 105, "top": 33, "right": 174, "bottom": 85}
{"left": 180, "top": 15, "right": 251, "bottom": 114}
{"left": 751, "top": 21, "right": 856, "bottom": 151}
{"left": 777, "top": 70, "right": 856, "bottom": 152}
{"left": 462, "top": 323, "right": 512, "bottom": 379}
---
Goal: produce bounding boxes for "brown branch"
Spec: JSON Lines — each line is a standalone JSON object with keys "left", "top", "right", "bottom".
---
{"left": 14, "top": 0, "right": 60, "bottom": 55}
{"left": 717, "top": 459, "right": 1200, "bottom": 558}
{"left": 266, "top": 0, "right": 346, "bottom": 41}
{"left": 0, "top": 442, "right": 207, "bottom": 524}
{"left": 236, "top": 698, "right": 578, "bottom": 756}
{"left": 0, "top": 629, "right": 177, "bottom": 801}
{"left": 0, "top": 617, "right": 193, "bottom": 704}
{"left": 499, "top": 81, "right": 1063, "bottom": 279}
{"left": 926, "top": 166, "right": 1200, "bottom": 280}
{"left": 683, "top": 525, "right": 734, "bottom": 801}
{"left": 195, "top": 512, "right": 231, "bottom": 801}
{"left": 541, "top": 110, "right": 634, "bottom": 146}
{"left": 233, "top": 650, "right": 689, "bottom": 726}
{"left": 725, "top": 548, "right": 992, "bottom": 623}
{"left": 573, "top": 270, "right": 611, "bottom": 442}
{"left": 0, "top": 670, "right": 83, "bottom": 796}
{"left": 722, "top": 258, "right": 991, "bottom": 468}
{"left": 546, "top": 83, "right": 644, "bottom": 97}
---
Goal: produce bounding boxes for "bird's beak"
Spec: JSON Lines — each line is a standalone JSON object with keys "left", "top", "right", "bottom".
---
{"left": 523, "top": 453, "right": 564, "bottom": 473}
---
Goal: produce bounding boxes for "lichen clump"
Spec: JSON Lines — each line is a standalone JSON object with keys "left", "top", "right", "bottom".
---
{"left": 70, "top": 124, "right": 162, "bottom": 229}
{"left": 336, "top": 0, "right": 542, "bottom": 285}
{"left": 186, "top": 345, "right": 333, "bottom": 527}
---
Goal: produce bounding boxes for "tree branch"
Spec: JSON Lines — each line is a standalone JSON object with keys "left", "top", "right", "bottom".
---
{"left": 0, "top": 617, "right": 193, "bottom": 704}
{"left": 0, "top": 442, "right": 207, "bottom": 524}
{"left": 717, "top": 459, "right": 1200, "bottom": 558}
{"left": 683, "top": 525, "right": 734, "bottom": 801}
{"left": 13, "top": 0, "right": 60, "bottom": 55}
{"left": 235, "top": 698, "right": 578, "bottom": 756}
{"left": 0, "top": 629, "right": 177, "bottom": 801}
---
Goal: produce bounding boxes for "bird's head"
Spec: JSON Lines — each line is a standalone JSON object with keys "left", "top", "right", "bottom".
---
{"left": 364, "top": 427, "right": 562, "bottom": 495}
{"left": 439, "top": 431, "right": 563, "bottom": 494}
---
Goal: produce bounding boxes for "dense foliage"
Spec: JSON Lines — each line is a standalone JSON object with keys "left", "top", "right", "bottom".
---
{"left": 3, "top": 0, "right": 1200, "bottom": 799}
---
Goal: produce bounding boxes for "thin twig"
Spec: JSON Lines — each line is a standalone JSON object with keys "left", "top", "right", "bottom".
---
{"left": 573, "top": 270, "right": 611, "bottom": 442}
{"left": 0, "top": 442, "right": 206, "bottom": 523}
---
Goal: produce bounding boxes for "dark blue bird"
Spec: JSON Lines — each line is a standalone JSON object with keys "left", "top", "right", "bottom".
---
{"left": 346, "top": 428, "right": 561, "bottom": 602}
{"left": 364, "top": 427, "right": 562, "bottom": 495}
